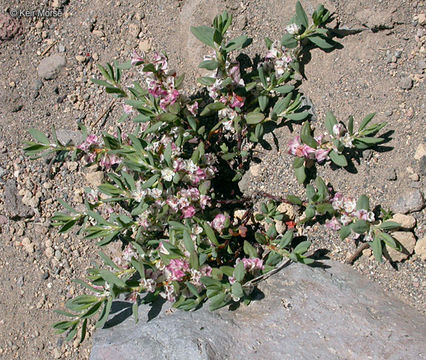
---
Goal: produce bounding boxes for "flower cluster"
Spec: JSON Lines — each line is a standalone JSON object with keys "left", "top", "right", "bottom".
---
{"left": 263, "top": 40, "right": 294, "bottom": 77}
{"left": 77, "top": 134, "right": 121, "bottom": 168}
{"left": 326, "top": 192, "right": 375, "bottom": 231}
{"left": 132, "top": 51, "right": 181, "bottom": 111}
{"left": 288, "top": 135, "right": 330, "bottom": 162}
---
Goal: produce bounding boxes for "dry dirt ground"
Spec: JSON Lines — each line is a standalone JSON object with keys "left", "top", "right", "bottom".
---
{"left": 0, "top": 0, "right": 425, "bottom": 359}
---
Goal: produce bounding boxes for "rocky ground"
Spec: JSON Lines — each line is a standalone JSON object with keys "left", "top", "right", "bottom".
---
{"left": 0, "top": 0, "right": 424, "bottom": 359}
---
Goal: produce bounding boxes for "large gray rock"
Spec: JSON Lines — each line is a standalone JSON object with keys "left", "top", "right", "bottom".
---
{"left": 91, "top": 261, "right": 426, "bottom": 360}
{"left": 37, "top": 54, "right": 66, "bottom": 80}
{"left": 391, "top": 189, "right": 425, "bottom": 214}
{"left": 3, "top": 179, "right": 34, "bottom": 219}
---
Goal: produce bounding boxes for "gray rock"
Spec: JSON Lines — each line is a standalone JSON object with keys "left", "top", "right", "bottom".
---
{"left": 55, "top": 129, "right": 84, "bottom": 146}
{"left": 385, "top": 167, "right": 397, "bottom": 181}
{"left": 37, "top": 54, "right": 66, "bottom": 80}
{"left": 355, "top": 8, "right": 395, "bottom": 30}
{"left": 420, "top": 156, "right": 426, "bottom": 176}
{"left": 391, "top": 189, "right": 424, "bottom": 213}
{"left": 399, "top": 76, "right": 413, "bottom": 90}
{"left": 91, "top": 261, "right": 426, "bottom": 360}
{"left": 31, "top": 79, "right": 43, "bottom": 91}
{"left": 3, "top": 179, "right": 34, "bottom": 219}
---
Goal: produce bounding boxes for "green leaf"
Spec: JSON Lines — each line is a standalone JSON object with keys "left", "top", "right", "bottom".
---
{"left": 199, "top": 60, "right": 219, "bottom": 70}
{"left": 258, "top": 95, "right": 269, "bottom": 111}
{"left": 224, "top": 35, "right": 251, "bottom": 51}
{"left": 328, "top": 150, "right": 348, "bottom": 167}
{"left": 379, "top": 232, "right": 399, "bottom": 250}
{"left": 356, "top": 137, "right": 384, "bottom": 145}
{"left": 379, "top": 221, "right": 400, "bottom": 230}
{"left": 285, "top": 111, "right": 309, "bottom": 121}
{"left": 286, "top": 195, "right": 302, "bottom": 205}
{"left": 243, "top": 240, "right": 258, "bottom": 258}
{"left": 351, "top": 220, "right": 369, "bottom": 234}
{"left": 141, "top": 174, "right": 159, "bottom": 189}
{"left": 359, "top": 113, "right": 376, "bottom": 131}
{"left": 197, "top": 77, "right": 216, "bottom": 86}
{"left": 231, "top": 282, "right": 244, "bottom": 299}
{"left": 293, "top": 240, "right": 311, "bottom": 254}
{"left": 200, "top": 102, "right": 226, "bottom": 116}
{"left": 370, "top": 237, "right": 383, "bottom": 263}
{"left": 273, "top": 85, "right": 294, "bottom": 94}
{"left": 278, "top": 230, "right": 294, "bottom": 248}
{"left": 96, "top": 298, "right": 112, "bottom": 329}
{"left": 80, "top": 301, "right": 103, "bottom": 319}
{"left": 208, "top": 292, "right": 227, "bottom": 311}
{"left": 203, "top": 222, "right": 219, "bottom": 246}
{"left": 339, "top": 225, "right": 351, "bottom": 240}
{"left": 295, "top": 165, "right": 306, "bottom": 184}
{"left": 183, "top": 230, "right": 195, "bottom": 253}
{"left": 130, "top": 258, "right": 145, "bottom": 279}
{"left": 300, "top": 122, "right": 317, "bottom": 149}
{"left": 246, "top": 112, "right": 265, "bottom": 125}
{"left": 356, "top": 195, "right": 370, "bottom": 211}
{"left": 233, "top": 261, "right": 246, "bottom": 282}
{"left": 185, "top": 282, "right": 200, "bottom": 297}
{"left": 308, "top": 35, "right": 334, "bottom": 49}
{"left": 258, "top": 66, "right": 267, "bottom": 87}
{"left": 29, "top": 128, "right": 50, "bottom": 145}
{"left": 325, "top": 111, "right": 338, "bottom": 134}
{"left": 304, "top": 206, "right": 315, "bottom": 220}
{"left": 66, "top": 295, "right": 99, "bottom": 312}
{"left": 348, "top": 115, "right": 354, "bottom": 135}
{"left": 99, "top": 270, "right": 127, "bottom": 288}
{"left": 190, "top": 26, "right": 216, "bottom": 47}
{"left": 132, "top": 301, "right": 139, "bottom": 323}
{"left": 273, "top": 93, "right": 292, "bottom": 115}
{"left": 281, "top": 33, "right": 298, "bottom": 48}
{"left": 158, "top": 113, "right": 179, "bottom": 122}
{"left": 315, "top": 176, "right": 328, "bottom": 201}
{"left": 295, "top": 1, "right": 309, "bottom": 28}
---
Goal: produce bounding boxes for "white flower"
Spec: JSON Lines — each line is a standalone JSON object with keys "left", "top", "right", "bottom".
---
{"left": 149, "top": 188, "right": 163, "bottom": 199}
{"left": 341, "top": 133, "right": 353, "bottom": 148}
{"left": 343, "top": 198, "right": 356, "bottom": 213}
{"left": 367, "top": 211, "right": 375, "bottom": 222}
{"left": 286, "top": 23, "right": 299, "bottom": 35}
{"left": 161, "top": 168, "right": 174, "bottom": 182}
{"left": 340, "top": 214, "right": 352, "bottom": 226}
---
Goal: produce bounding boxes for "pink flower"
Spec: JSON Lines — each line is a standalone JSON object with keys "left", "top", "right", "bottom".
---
{"left": 165, "top": 259, "right": 190, "bottom": 281}
{"left": 200, "top": 265, "right": 212, "bottom": 277}
{"left": 199, "top": 194, "right": 211, "bottom": 209}
{"left": 326, "top": 217, "right": 341, "bottom": 231}
{"left": 78, "top": 134, "right": 99, "bottom": 151}
{"left": 123, "top": 104, "right": 134, "bottom": 114}
{"left": 315, "top": 148, "right": 330, "bottom": 163}
{"left": 131, "top": 51, "right": 145, "bottom": 65}
{"left": 182, "top": 206, "right": 196, "bottom": 218}
{"left": 230, "top": 94, "right": 245, "bottom": 109}
{"left": 152, "top": 52, "right": 168, "bottom": 71}
{"left": 211, "top": 214, "right": 227, "bottom": 233}
{"left": 160, "top": 284, "right": 176, "bottom": 302}
{"left": 228, "top": 62, "right": 244, "bottom": 86}
{"left": 239, "top": 258, "right": 264, "bottom": 272}
{"left": 332, "top": 123, "right": 346, "bottom": 138}
{"left": 289, "top": 137, "right": 316, "bottom": 159}
{"left": 288, "top": 136, "right": 302, "bottom": 155}
{"left": 99, "top": 153, "right": 121, "bottom": 169}
{"left": 187, "top": 101, "right": 198, "bottom": 116}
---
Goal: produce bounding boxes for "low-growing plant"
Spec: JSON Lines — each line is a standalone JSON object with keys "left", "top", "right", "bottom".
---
{"left": 24, "top": 2, "right": 401, "bottom": 342}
